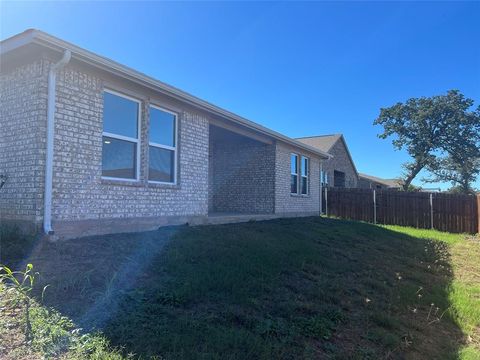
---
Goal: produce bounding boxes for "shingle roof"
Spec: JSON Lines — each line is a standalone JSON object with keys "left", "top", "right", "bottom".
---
{"left": 358, "top": 173, "right": 404, "bottom": 188}
{"left": 296, "top": 134, "right": 359, "bottom": 178}
{"left": 295, "top": 134, "right": 342, "bottom": 153}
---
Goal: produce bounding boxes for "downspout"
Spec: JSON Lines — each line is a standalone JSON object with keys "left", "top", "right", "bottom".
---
{"left": 44, "top": 50, "right": 71, "bottom": 234}
{"left": 319, "top": 162, "right": 323, "bottom": 215}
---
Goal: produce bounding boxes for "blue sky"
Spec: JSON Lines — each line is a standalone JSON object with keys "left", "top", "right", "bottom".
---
{"left": 1, "top": 1, "right": 479, "bottom": 189}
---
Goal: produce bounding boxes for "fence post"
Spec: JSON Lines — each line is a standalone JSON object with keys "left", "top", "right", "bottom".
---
{"left": 325, "top": 187, "right": 328, "bottom": 217}
{"left": 430, "top": 193, "right": 434, "bottom": 230}
{"left": 373, "top": 189, "right": 377, "bottom": 225}
{"left": 477, "top": 194, "right": 480, "bottom": 234}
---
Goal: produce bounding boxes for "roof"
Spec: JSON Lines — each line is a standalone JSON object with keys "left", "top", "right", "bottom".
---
{"left": 296, "top": 134, "right": 359, "bottom": 177}
{"left": 0, "top": 29, "right": 331, "bottom": 159}
{"left": 295, "top": 134, "right": 342, "bottom": 153}
{"left": 358, "top": 173, "right": 404, "bottom": 188}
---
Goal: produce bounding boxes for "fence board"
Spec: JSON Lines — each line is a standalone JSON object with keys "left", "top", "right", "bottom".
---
{"left": 324, "top": 188, "right": 479, "bottom": 234}
{"left": 326, "top": 188, "right": 374, "bottom": 223}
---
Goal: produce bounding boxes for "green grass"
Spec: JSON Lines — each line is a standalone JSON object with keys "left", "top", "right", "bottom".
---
{"left": 0, "top": 281, "right": 126, "bottom": 359}
{"left": 383, "top": 225, "right": 466, "bottom": 245}
{"left": 384, "top": 224, "right": 480, "bottom": 357}
{"left": 1, "top": 217, "right": 479, "bottom": 359}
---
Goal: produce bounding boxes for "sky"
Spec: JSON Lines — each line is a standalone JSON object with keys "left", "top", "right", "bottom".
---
{"left": 1, "top": 1, "right": 479, "bottom": 190}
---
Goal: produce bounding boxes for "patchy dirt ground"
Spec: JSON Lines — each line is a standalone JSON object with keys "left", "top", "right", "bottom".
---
{"left": 1, "top": 217, "right": 479, "bottom": 359}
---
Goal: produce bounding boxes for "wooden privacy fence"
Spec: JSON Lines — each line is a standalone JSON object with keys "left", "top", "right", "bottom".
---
{"left": 323, "top": 188, "right": 480, "bottom": 234}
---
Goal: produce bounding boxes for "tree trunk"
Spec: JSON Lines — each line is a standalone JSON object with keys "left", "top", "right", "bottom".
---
{"left": 461, "top": 180, "right": 470, "bottom": 194}
{"left": 402, "top": 163, "right": 423, "bottom": 191}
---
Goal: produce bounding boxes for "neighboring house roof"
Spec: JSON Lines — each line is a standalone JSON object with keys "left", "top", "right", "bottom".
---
{"left": 358, "top": 173, "right": 404, "bottom": 188}
{"left": 0, "top": 29, "right": 331, "bottom": 160}
{"left": 296, "top": 134, "right": 359, "bottom": 177}
{"left": 295, "top": 134, "right": 342, "bottom": 153}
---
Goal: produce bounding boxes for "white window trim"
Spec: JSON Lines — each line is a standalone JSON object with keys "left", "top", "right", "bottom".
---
{"left": 101, "top": 88, "right": 141, "bottom": 182}
{"left": 290, "top": 153, "right": 299, "bottom": 194}
{"left": 148, "top": 104, "right": 178, "bottom": 185}
{"left": 301, "top": 156, "right": 309, "bottom": 195}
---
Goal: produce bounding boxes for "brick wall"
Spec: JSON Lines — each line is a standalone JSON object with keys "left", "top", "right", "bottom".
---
{"left": 274, "top": 142, "right": 321, "bottom": 215}
{"left": 1, "top": 57, "right": 324, "bottom": 237}
{"left": 209, "top": 128, "right": 275, "bottom": 214}
{"left": 322, "top": 140, "right": 358, "bottom": 188}
{"left": 0, "top": 60, "right": 48, "bottom": 226}
{"left": 50, "top": 63, "right": 209, "bottom": 224}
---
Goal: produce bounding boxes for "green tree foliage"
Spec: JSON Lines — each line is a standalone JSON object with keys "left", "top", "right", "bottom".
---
{"left": 425, "top": 101, "right": 480, "bottom": 193}
{"left": 374, "top": 90, "right": 480, "bottom": 192}
{"left": 429, "top": 157, "right": 480, "bottom": 194}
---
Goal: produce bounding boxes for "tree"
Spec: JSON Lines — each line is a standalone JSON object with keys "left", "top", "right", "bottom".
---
{"left": 424, "top": 96, "right": 480, "bottom": 193}
{"left": 448, "top": 183, "right": 479, "bottom": 194}
{"left": 374, "top": 90, "right": 480, "bottom": 191}
{"left": 425, "top": 151, "right": 480, "bottom": 195}
{"left": 424, "top": 156, "right": 480, "bottom": 194}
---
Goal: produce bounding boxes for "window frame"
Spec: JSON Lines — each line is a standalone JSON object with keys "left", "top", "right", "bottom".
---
{"left": 301, "top": 156, "right": 309, "bottom": 195}
{"left": 148, "top": 104, "right": 178, "bottom": 185}
{"left": 290, "top": 153, "right": 299, "bottom": 194}
{"left": 101, "top": 88, "right": 142, "bottom": 182}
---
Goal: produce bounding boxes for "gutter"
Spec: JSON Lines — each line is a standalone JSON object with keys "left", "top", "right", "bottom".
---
{"left": 43, "top": 49, "right": 71, "bottom": 234}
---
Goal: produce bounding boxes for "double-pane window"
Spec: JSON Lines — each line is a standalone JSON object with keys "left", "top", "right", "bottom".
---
{"left": 301, "top": 156, "right": 309, "bottom": 194}
{"left": 102, "top": 90, "right": 140, "bottom": 179}
{"left": 149, "top": 106, "right": 177, "bottom": 184}
{"left": 291, "top": 154, "right": 309, "bottom": 194}
{"left": 291, "top": 154, "right": 298, "bottom": 194}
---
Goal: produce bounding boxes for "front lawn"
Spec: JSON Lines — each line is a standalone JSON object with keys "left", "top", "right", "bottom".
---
{"left": 1, "top": 217, "right": 479, "bottom": 359}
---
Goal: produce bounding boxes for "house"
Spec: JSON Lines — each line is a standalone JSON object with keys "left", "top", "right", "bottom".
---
{"left": 297, "top": 134, "right": 358, "bottom": 188}
{"left": 358, "top": 173, "right": 403, "bottom": 190}
{"left": 0, "top": 29, "right": 331, "bottom": 239}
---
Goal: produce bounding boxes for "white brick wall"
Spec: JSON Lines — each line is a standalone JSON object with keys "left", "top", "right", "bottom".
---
{"left": 50, "top": 63, "right": 209, "bottom": 221}
{"left": 0, "top": 60, "right": 48, "bottom": 224}
{"left": 274, "top": 142, "right": 321, "bottom": 214}
{"left": 1, "top": 57, "right": 323, "bottom": 236}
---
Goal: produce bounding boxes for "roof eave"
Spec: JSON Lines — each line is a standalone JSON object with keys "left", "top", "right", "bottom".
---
{"left": 1, "top": 29, "right": 330, "bottom": 160}
{"left": 337, "top": 135, "right": 359, "bottom": 178}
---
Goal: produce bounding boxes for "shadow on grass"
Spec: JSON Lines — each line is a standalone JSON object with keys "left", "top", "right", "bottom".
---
{"left": 1, "top": 217, "right": 468, "bottom": 359}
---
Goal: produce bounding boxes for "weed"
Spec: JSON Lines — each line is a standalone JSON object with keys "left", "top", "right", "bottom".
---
{"left": 0, "top": 263, "right": 48, "bottom": 342}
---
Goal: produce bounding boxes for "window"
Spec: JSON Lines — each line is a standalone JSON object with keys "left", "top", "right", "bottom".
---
{"left": 301, "top": 156, "right": 309, "bottom": 194}
{"left": 334, "top": 170, "right": 346, "bottom": 188}
{"left": 102, "top": 90, "right": 140, "bottom": 180}
{"left": 149, "top": 105, "right": 177, "bottom": 183}
{"left": 321, "top": 171, "right": 329, "bottom": 187}
{"left": 290, "top": 154, "right": 298, "bottom": 194}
